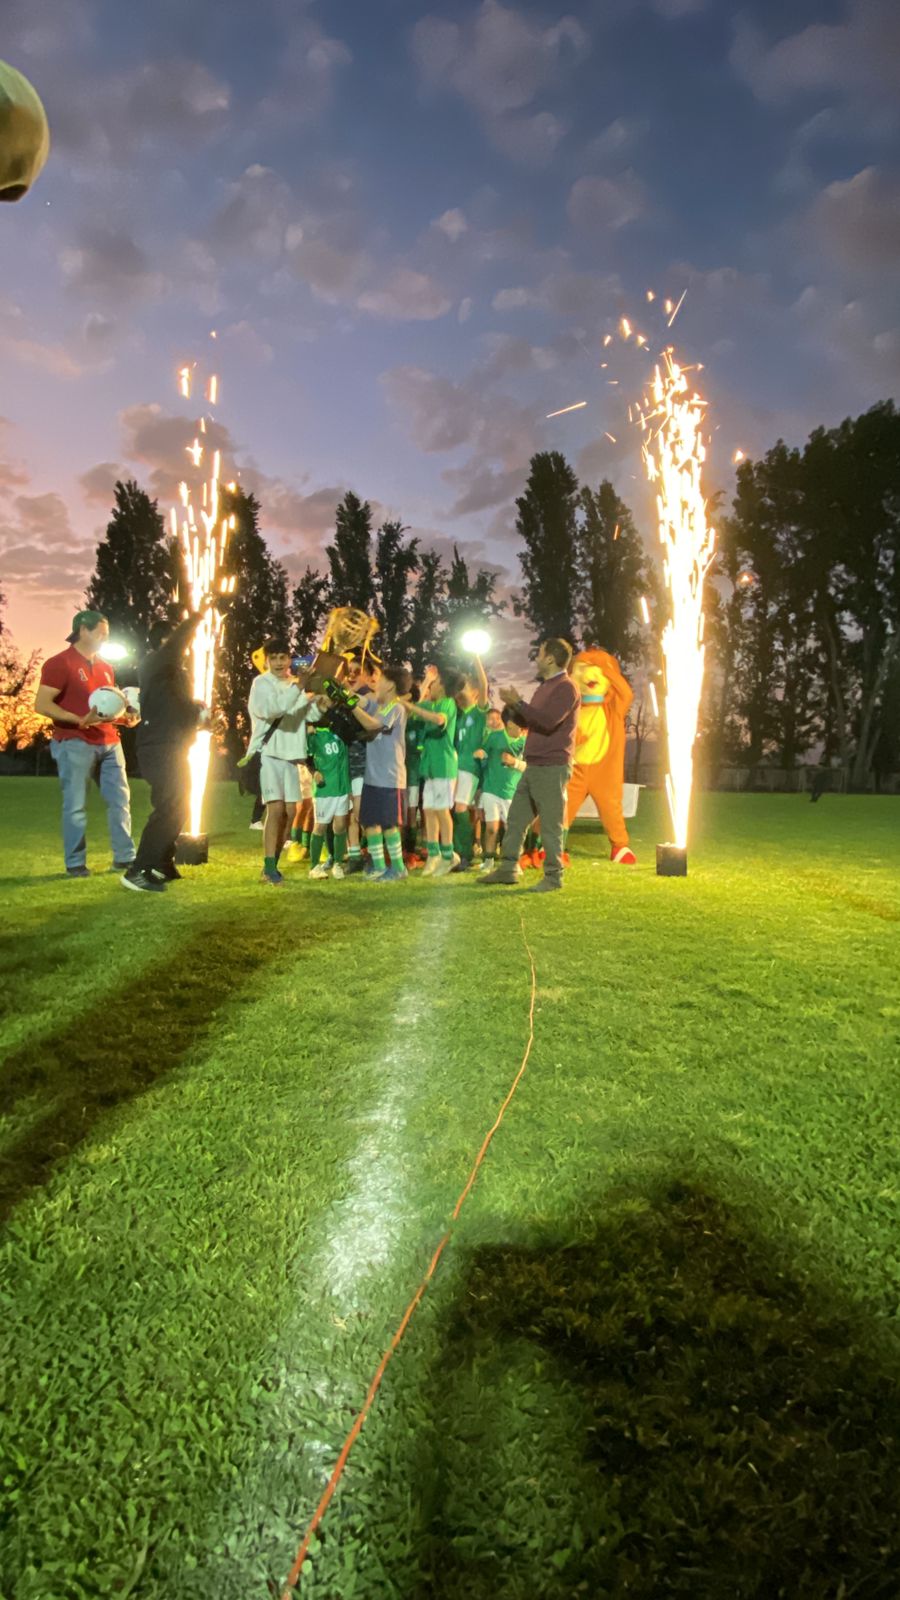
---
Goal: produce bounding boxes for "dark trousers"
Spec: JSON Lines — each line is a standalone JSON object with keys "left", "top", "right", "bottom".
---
{"left": 499, "top": 764, "right": 570, "bottom": 886}
{"left": 133, "top": 741, "right": 191, "bottom": 874}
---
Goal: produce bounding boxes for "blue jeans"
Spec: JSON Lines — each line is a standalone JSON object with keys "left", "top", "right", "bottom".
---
{"left": 50, "top": 739, "right": 135, "bottom": 870}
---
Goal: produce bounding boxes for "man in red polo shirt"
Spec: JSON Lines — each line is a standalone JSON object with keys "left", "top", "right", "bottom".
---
{"left": 35, "top": 610, "right": 136, "bottom": 878}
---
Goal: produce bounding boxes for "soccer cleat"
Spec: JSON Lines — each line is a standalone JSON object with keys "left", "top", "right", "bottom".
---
{"left": 66, "top": 866, "right": 91, "bottom": 878}
{"left": 422, "top": 855, "right": 442, "bottom": 876}
{"left": 121, "top": 869, "right": 166, "bottom": 894}
{"left": 432, "top": 852, "right": 461, "bottom": 878}
{"left": 260, "top": 867, "right": 285, "bottom": 886}
{"left": 344, "top": 857, "right": 364, "bottom": 875}
{"left": 561, "top": 851, "right": 571, "bottom": 868}
{"left": 309, "top": 863, "right": 331, "bottom": 880}
{"left": 404, "top": 852, "right": 423, "bottom": 870}
{"left": 331, "top": 862, "right": 346, "bottom": 880}
{"left": 377, "top": 864, "right": 409, "bottom": 883}
{"left": 611, "top": 846, "right": 637, "bottom": 866}
{"left": 286, "top": 842, "right": 305, "bottom": 864}
{"left": 532, "top": 848, "right": 546, "bottom": 868}
{"left": 519, "top": 852, "right": 534, "bottom": 871}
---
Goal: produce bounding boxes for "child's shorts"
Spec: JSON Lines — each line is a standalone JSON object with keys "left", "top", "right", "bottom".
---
{"left": 422, "top": 778, "right": 456, "bottom": 810}
{"left": 359, "top": 784, "right": 404, "bottom": 830}
{"left": 482, "top": 792, "right": 511, "bottom": 825}
{"left": 314, "top": 793, "right": 352, "bottom": 827}
{"left": 454, "top": 769, "right": 479, "bottom": 807}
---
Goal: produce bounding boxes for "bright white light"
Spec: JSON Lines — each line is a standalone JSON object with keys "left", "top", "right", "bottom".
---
{"left": 460, "top": 628, "right": 491, "bottom": 657}
{"left": 99, "top": 641, "right": 129, "bottom": 663}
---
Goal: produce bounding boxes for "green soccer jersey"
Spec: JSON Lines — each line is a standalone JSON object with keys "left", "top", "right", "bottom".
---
{"left": 418, "top": 698, "right": 458, "bottom": 780}
{"left": 482, "top": 730, "right": 526, "bottom": 802}
{"left": 405, "top": 718, "right": 423, "bottom": 786}
{"left": 456, "top": 702, "right": 489, "bottom": 774}
{"left": 308, "top": 726, "right": 350, "bottom": 798}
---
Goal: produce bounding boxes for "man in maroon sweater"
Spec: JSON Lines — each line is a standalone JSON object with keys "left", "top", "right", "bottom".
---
{"left": 478, "top": 637, "right": 580, "bottom": 893}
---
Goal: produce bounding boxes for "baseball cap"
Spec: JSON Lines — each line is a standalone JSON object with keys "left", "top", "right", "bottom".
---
{"left": 66, "top": 609, "right": 106, "bottom": 643}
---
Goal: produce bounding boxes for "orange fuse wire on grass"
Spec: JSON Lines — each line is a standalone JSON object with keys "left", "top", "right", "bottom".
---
{"left": 279, "top": 915, "right": 539, "bottom": 1598}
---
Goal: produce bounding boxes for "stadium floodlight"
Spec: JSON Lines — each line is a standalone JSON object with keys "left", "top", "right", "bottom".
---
{"left": 98, "top": 641, "right": 129, "bottom": 663}
{"left": 460, "top": 627, "right": 491, "bottom": 657}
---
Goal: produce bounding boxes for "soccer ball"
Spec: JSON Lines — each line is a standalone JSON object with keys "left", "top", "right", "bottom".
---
{"left": 89, "top": 686, "right": 127, "bottom": 719}
{"left": 0, "top": 61, "right": 51, "bottom": 202}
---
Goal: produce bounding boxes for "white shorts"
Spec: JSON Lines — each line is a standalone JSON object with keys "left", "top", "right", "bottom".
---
{"left": 314, "top": 793, "right": 352, "bottom": 826}
{"left": 351, "top": 776, "right": 365, "bottom": 799}
{"left": 406, "top": 785, "right": 420, "bottom": 811}
{"left": 261, "top": 754, "right": 301, "bottom": 804}
{"left": 423, "top": 777, "right": 456, "bottom": 811}
{"left": 482, "top": 792, "right": 511, "bottom": 825}
{"left": 299, "top": 764, "right": 313, "bottom": 802}
{"left": 454, "top": 770, "right": 479, "bottom": 807}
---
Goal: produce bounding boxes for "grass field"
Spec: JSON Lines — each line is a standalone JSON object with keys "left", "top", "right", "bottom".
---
{"left": 2, "top": 775, "right": 900, "bottom": 1600}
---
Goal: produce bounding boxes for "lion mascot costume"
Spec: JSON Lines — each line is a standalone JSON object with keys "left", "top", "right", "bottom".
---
{"left": 566, "top": 648, "right": 637, "bottom": 866}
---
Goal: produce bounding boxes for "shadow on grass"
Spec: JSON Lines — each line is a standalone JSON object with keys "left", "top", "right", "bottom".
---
{"left": 0, "top": 913, "right": 299, "bottom": 1222}
{"left": 403, "top": 1181, "right": 900, "bottom": 1599}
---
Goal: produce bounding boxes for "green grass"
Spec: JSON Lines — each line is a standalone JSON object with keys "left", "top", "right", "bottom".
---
{"left": 1, "top": 776, "right": 899, "bottom": 1599}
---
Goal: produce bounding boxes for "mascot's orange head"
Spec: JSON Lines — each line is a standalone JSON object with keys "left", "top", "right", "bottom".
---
{"left": 572, "top": 649, "right": 618, "bottom": 703}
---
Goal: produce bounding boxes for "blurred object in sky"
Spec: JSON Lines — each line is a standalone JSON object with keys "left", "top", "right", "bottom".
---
{"left": 0, "top": 60, "right": 50, "bottom": 202}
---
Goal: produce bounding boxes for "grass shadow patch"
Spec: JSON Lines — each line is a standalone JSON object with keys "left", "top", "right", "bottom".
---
{"left": 404, "top": 1180, "right": 900, "bottom": 1599}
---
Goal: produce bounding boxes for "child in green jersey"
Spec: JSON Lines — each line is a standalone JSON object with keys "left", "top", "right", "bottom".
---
{"left": 308, "top": 713, "right": 351, "bottom": 880}
{"left": 475, "top": 707, "right": 527, "bottom": 867}
{"left": 408, "top": 663, "right": 464, "bottom": 877}
{"left": 452, "top": 654, "right": 489, "bottom": 871}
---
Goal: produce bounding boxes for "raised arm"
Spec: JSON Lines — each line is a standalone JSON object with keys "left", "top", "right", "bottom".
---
{"left": 407, "top": 702, "right": 446, "bottom": 727}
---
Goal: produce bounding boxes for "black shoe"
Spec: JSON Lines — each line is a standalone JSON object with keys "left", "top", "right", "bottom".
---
{"left": 151, "top": 866, "right": 182, "bottom": 882}
{"left": 121, "top": 869, "right": 166, "bottom": 894}
{"left": 111, "top": 860, "right": 135, "bottom": 873}
{"left": 451, "top": 858, "right": 471, "bottom": 873}
{"left": 66, "top": 866, "right": 91, "bottom": 878}
{"left": 343, "top": 858, "right": 365, "bottom": 875}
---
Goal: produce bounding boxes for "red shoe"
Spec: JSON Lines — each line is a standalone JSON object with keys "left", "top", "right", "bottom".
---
{"left": 405, "top": 853, "right": 423, "bottom": 870}
{"left": 611, "top": 846, "right": 637, "bottom": 865}
{"left": 531, "top": 849, "right": 545, "bottom": 869}
{"left": 561, "top": 851, "right": 571, "bottom": 868}
{"left": 519, "top": 852, "right": 535, "bottom": 871}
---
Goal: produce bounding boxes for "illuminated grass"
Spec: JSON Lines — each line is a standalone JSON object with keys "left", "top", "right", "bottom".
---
{"left": 1, "top": 779, "right": 899, "bottom": 1598}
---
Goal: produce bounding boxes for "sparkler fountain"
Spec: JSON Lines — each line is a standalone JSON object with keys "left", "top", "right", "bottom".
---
{"left": 639, "top": 351, "right": 716, "bottom": 876}
{"left": 172, "top": 362, "right": 236, "bottom": 866}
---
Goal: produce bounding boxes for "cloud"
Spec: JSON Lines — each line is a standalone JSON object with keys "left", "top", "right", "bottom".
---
{"left": 433, "top": 208, "right": 469, "bottom": 242}
{"left": 653, "top": 0, "right": 707, "bottom": 17}
{"left": 0, "top": 492, "right": 94, "bottom": 597}
{"left": 583, "top": 117, "right": 648, "bottom": 162}
{"left": 567, "top": 171, "right": 647, "bottom": 231}
{"left": 257, "top": 15, "right": 352, "bottom": 127}
{"left": 60, "top": 227, "right": 168, "bottom": 307}
{"left": 78, "top": 463, "right": 128, "bottom": 506}
{"left": 811, "top": 166, "right": 900, "bottom": 273}
{"left": 458, "top": 296, "right": 474, "bottom": 324}
{"left": 0, "top": 335, "right": 86, "bottom": 381}
{"left": 492, "top": 286, "right": 537, "bottom": 311}
{"left": 731, "top": 1, "right": 900, "bottom": 113}
{"left": 358, "top": 268, "right": 452, "bottom": 322}
{"left": 42, "top": 58, "right": 232, "bottom": 168}
{"left": 411, "top": 0, "right": 589, "bottom": 164}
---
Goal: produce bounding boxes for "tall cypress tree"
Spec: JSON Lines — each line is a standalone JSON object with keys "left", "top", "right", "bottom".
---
{"left": 514, "top": 451, "right": 580, "bottom": 655}
{"left": 437, "top": 545, "right": 504, "bottom": 665}
{"left": 406, "top": 549, "right": 448, "bottom": 679}
{"left": 374, "top": 519, "right": 419, "bottom": 659}
{"left": 84, "top": 480, "right": 174, "bottom": 657}
{"left": 212, "top": 488, "right": 290, "bottom": 758}
{"left": 326, "top": 491, "right": 377, "bottom": 611}
{"left": 576, "top": 480, "right": 648, "bottom": 672}
{"left": 291, "top": 566, "right": 330, "bottom": 656}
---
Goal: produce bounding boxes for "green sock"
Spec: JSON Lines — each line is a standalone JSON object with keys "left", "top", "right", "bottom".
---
{"left": 349, "top": 842, "right": 361, "bottom": 860}
{"left": 301, "top": 829, "right": 311, "bottom": 849}
{"left": 310, "top": 834, "right": 324, "bottom": 868}
{"left": 453, "top": 810, "right": 474, "bottom": 859}
{"left": 385, "top": 827, "right": 403, "bottom": 865}
{"left": 290, "top": 826, "right": 300, "bottom": 843}
{"left": 334, "top": 832, "right": 348, "bottom": 863}
{"left": 427, "top": 839, "right": 440, "bottom": 858}
{"left": 263, "top": 856, "right": 277, "bottom": 874}
{"left": 440, "top": 842, "right": 454, "bottom": 860}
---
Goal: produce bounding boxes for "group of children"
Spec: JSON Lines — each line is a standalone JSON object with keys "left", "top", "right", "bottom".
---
{"left": 245, "top": 643, "right": 545, "bottom": 886}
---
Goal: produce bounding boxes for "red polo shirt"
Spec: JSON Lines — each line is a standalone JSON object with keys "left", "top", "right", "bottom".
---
{"left": 40, "top": 646, "right": 120, "bottom": 745}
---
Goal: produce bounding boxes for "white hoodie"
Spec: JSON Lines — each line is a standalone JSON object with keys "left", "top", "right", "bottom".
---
{"left": 247, "top": 672, "right": 312, "bottom": 761}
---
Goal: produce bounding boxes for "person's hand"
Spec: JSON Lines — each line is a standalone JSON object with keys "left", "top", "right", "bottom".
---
{"left": 120, "top": 711, "right": 140, "bottom": 728}
{"left": 315, "top": 771, "right": 325, "bottom": 785}
{"left": 79, "top": 710, "right": 105, "bottom": 728}
{"left": 473, "top": 748, "right": 486, "bottom": 761}
{"left": 500, "top": 751, "right": 518, "bottom": 767}
{"left": 499, "top": 685, "right": 520, "bottom": 707}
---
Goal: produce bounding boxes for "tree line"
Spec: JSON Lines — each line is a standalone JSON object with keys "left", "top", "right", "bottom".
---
{"left": 1, "top": 397, "right": 898, "bottom": 784}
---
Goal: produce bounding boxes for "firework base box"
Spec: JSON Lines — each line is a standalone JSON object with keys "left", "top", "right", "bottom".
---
{"left": 174, "top": 833, "right": 209, "bottom": 867}
{"left": 656, "top": 843, "right": 687, "bottom": 877}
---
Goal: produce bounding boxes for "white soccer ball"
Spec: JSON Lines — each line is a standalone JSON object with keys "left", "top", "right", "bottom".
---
{"left": 89, "top": 686, "right": 127, "bottom": 719}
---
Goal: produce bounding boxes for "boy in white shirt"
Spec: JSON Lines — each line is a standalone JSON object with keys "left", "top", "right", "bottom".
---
{"left": 246, "top": 638, "right": 313, "bottom": 886}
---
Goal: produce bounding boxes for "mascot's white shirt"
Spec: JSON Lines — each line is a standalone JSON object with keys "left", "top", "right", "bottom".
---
{"left": 247, "top": 672, "right": 311, "bottom": 762}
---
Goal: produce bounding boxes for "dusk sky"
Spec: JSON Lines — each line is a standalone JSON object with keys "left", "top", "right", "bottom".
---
{"left": 2, "top": 0, "right": 899, "bottom": 671}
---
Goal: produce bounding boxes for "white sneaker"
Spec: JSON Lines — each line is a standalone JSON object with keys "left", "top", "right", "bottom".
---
{"left": 422, "top": 855, "right": 441, "bottom": 876}
{"left": 433, "top": 853, "right": 458, "bottom": 877}
{"left": 309, "top": 863, "right": 331, "bottom": 879}
{"left": 331, "top": 862, "right": 345, "bottom": 880}
{"left": 249, "top": 820, "right": 264, "bottom": 831}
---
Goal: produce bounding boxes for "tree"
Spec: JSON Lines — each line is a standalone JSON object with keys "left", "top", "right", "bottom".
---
{"left": 626, "top": 693, "right": 657, "bottom": 784}
{"left": 291, "top": 566, "right": 330, "bottom": 656}
{"left": 374, "top": 520, "right": 419, "bottom": 659}
{"left": 406, "top": 549, "right": 448, "bottom": 679}
{"left": 209, "top": 488, "right": 290, "bottom": 759}
{"left": 0, "top": 636, "right": 47, "bottom": 755}
{"left": 437, "top": 545, "right": 505, "bottom": 665}
{"left": 326, "top": 492, "right": 377, "bottom": 612}
{"left": 514, "top": 451, "right": 581, "bottom": 654}
{"left": 576, "top": 480, "right": 648, "bottom": 672}
{"left": 84, "top": 480, "right": 174, "bottom": 658}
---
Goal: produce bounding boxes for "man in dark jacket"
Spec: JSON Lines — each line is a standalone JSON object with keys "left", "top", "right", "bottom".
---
{"left": 477, "top": 638, "right": 580, "bottom": 893}
{"left": 121, "top": 603, "right": 212, "bottom": 894}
